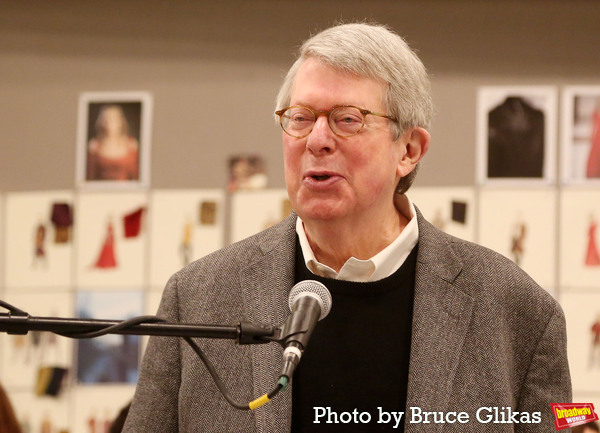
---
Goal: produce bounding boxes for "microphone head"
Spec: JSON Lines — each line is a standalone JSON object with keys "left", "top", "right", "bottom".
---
{"left": 288, "top": 280, "right": 332, "bottom": 321}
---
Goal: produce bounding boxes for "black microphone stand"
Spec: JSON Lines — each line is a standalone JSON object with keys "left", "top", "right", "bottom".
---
{"left": 0, "top": 309, "right": 278, "bottom": 344}
{"left": 0, "top": 299, "right": 299, "bottom": 411}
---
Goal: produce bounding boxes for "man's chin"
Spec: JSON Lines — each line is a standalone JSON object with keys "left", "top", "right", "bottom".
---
{"left": 296, "top": 205, "right": 347, "bottom": 224}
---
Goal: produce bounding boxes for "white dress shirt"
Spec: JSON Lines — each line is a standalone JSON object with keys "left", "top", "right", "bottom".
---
{"left": 296, "top": 194, "right": 419, "bottom": 282}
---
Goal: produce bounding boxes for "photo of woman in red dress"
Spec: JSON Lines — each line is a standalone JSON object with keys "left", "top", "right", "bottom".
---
{"left": 86, "top": 104, "right": 140, "bottom": 181}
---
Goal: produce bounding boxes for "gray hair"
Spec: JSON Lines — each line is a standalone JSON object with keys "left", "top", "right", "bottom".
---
{"left": 275, "top": 22, "right": 433, "bottom": 193}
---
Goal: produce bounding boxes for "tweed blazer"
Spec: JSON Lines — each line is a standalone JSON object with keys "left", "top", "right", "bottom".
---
{"left": 123, "top": 210, "right": 571, "bottom": 432}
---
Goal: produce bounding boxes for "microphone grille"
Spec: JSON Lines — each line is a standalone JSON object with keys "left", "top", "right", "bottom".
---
{"left": 288, "top": 280, "right": 332, "bottom": 320}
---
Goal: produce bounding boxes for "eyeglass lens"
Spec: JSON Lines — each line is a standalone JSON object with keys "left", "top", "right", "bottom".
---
{"left": 281, "top": 106, "right": 365, "bottom": 137}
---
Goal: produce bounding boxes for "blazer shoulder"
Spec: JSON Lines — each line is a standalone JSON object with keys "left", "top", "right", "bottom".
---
{"left": 417, "top": 211, "right": 559, "bottom": 315}
{"left": 169, "top": 213, "right": 297, "bottom": 288}
{"left": 456, "top": 235, "right": 565, "bottom": 329}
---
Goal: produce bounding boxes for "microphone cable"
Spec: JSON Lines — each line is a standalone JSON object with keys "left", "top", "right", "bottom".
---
{"left": 183, "top": 334, "right": 286, "bottom": 410}
{"left": 0, "top": 299, "right": 27, "bottom": 315}
{"left": 0, "top": 300, "right": 284, "bottom": 410}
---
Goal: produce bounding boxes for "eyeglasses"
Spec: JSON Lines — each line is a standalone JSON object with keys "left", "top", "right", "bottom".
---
{"left": 275, "top": 105, "right": 397, "bottom": 138}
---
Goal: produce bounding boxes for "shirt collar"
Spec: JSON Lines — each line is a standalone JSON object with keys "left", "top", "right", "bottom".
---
{"left": 296, "top": 194, "right": 419, "bottom": 282}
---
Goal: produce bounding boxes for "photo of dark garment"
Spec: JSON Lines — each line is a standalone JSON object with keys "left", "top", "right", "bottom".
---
{"left": 487, "top": 96, "right": 545, "bottom": 178}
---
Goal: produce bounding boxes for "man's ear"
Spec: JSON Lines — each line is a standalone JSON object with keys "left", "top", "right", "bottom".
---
{"left": 396, "top": 127, "right": 430, "bottom": 178}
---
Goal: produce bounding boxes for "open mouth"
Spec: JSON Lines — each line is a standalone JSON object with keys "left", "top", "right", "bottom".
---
{"left": 312, "top": 175, "right": 331, "bottom": 181}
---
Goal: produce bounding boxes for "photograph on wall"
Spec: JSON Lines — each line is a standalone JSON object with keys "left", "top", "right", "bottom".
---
{"left": 0, "top": 292, "right": 73, "bottom": 390}
{"left": 75, "top": 192, "right": 148, "bottom": 288}
{"left": 478, "top": 188, "right": 558, "bottom": 291}
{"left": 561, "top": 86, "right": 600, "bottom": 185}
{"left": 149, "top": 189, "right": 225, "bottom": 288}
{"left": 227, "top": 154, "right": 268, "bottom": 192}
{"left": 561, "top": 292, "right": 600, "bottom": 393}
{"left": 76, "top": 91, "right": 153, "bottom": 189}
{"left": 3, "top": 191, "right": 74, "bottom": 289}
{"left": 408, "top": 186, "right": 476, "bottom": 242}
{"left": 477, "top": 86, "right": 557, "bottom": 185}
{"left": 75, "top": 290, "right": 143, "bottom": 385}
{"left": 559, "top": 188, "right": 600, "bottom": 289}
{"left": 230, "top": 189, "right": 291, "bottom": 243}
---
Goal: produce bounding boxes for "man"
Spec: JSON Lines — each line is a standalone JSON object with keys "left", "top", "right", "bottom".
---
{"left": 123, "top": 23, "right": 571, "bottom": 432}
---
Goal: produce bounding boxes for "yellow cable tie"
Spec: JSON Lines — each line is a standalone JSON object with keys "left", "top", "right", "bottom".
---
{"left": 248, "top": 394, "right": 271, "bottom": 410}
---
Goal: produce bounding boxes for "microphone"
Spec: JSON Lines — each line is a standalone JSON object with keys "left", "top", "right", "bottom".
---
{"left": 279, "top": 280, "right": 332, "bottom": 381}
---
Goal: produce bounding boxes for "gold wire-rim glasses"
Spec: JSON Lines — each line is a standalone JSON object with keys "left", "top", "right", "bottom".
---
{"left": 275, "top": 105, "right": 397, "bottom": 138}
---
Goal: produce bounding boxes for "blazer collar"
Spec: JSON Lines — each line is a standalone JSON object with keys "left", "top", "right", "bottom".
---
{"left": 405, "top": 209, "right": 474, "bottom": 432}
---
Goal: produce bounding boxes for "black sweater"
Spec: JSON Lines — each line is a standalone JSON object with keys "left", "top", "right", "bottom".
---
{"left": 291, "top": 241, "right": 418, "bottom": 432}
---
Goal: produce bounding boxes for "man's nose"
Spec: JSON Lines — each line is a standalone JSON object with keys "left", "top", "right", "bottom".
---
{"left": 306, "top": 115, "right": 336, "bottom": 154}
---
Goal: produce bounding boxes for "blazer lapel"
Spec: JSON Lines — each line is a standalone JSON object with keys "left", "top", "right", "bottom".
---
{"left": 405, "top": 211, "right": 474, "bottom": 433}
{"left": 239, "top": 214, "right": 297, "bottom": 433}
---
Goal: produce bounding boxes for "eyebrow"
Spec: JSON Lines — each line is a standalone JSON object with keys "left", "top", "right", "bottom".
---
{"left": 288, "top": 102, "right": 376, "bottom": 111}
